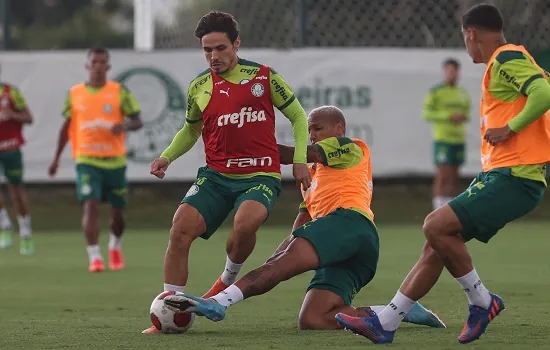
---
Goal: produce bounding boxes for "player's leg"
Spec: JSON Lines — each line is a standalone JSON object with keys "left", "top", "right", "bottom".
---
{"left": 103, "top": 166, "right": 127, "bottom": 270}
{"left": 3, "top": 149, "right": 32, "bottom": 254}
{"left": 142, "top": 168, "right": 234, "bottom": 334}
{"left": 76, "top": 164, "right": 104, "bottom": 272}
{"left": 203, "top": 176, "right": 281, "bottom": 298}
{"left": 338, "top": 169, "right": 544, "bottom": 344}
{"left": 0, "top": 189, "right": 14, "bottom": 249}
{"left": 432, "top": 142, "right": 453, "bottom": 209}
{"left": 447, "top": 143, "right": 465, "bottom": 200}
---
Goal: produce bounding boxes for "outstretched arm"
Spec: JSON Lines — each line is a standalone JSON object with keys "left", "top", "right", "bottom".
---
{"left": 278, "top": 144, "right": 325, "bottom": 165}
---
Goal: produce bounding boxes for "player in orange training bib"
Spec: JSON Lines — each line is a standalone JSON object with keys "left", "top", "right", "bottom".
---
{"left": 335, "top": 4, "right": 550, "bottom": 345}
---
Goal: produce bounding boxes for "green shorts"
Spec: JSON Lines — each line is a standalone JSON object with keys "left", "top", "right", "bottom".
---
{"left": 434, "top": 141, "right": 465, "bottom": 166}
{"left": 292, "top": 208, "right": 380, "bottom": 305}
{"left": 75, "top": 163, "right": 128, "bottom": 208}
{"left": 181, "top": 166, "right": 282, "bottom": 240}
{"left": 449, "top": 168, "right": 544, "bottom": 243}
{"left": 0, "top": 149, "right": 23, "bottom": 185}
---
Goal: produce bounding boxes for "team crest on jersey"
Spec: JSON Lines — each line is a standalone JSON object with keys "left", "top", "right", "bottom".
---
{"left": 239, "top": 79, "right": 250, "bottom": 85}
{"left": 251, "top": 83, "right": 264, "bottom": 97}
{"left": 103, "top": 104, "right": 113, "bottom": 113}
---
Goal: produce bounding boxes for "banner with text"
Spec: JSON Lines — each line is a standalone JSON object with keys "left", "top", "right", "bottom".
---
{"left": 0, "top": 48, "right": 487, "bottom": 182}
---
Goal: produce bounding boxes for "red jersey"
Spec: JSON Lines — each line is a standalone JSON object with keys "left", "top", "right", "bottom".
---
{"left": 0, "top": 85, "right": 24, "bottom": 152}
{"left": 201, "top": 64, "right": 280, "bottom": 174}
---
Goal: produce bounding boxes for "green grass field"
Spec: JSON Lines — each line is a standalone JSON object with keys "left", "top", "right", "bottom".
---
{"left": 1, "top": 222, "right": 550, "bottom": 349}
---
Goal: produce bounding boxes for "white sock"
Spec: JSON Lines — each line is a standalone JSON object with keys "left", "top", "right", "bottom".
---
{"left": 86, "top": 245, "right": 102, "bottom": 264}
{"left": 220, "top": 256, "right": 243, "bottom": 285}
{"left": 211, "top": 284, "right": 244, "bottom": 307}
{"left": 17, "top": 215, "right": 31, "bottom": 237}
{"left": 369, "top": 305, "right": 386, "bottom": 314}
{"left": 0, "top": 208, "right": 12, "bottom": 229}
{"left": 108, "top": 233, "right": 122, "bottom": 250}
{"left": 164, "top": 284, "right": 185, "bottom": 293}
{"left": 377, "top": 291, "right": 416, "bottom": 331}
{"left": 455, "top": 268, "right": 492, "bottom": 309}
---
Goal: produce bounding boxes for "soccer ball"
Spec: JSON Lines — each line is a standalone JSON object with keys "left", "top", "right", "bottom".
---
{"left": 149, "top": 291, "right": 196, "bottom": 334}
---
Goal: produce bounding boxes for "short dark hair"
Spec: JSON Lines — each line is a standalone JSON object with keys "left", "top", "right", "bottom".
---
{"left": 194, "top": 11, "right": 240, "bottom": 42}
{"left": 462, "top": 4, "right": 503, "bottom": 32}
{"left": 88, "top": 46, "right": 110, "bottom": 58}
{"left": 443, "top": 58, "right": 460, "bottom": 69}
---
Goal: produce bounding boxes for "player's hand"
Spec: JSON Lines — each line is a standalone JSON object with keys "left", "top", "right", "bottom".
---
{"left": 48, "top": 159, "right": 59, "bottom": 177}
{"left": 484, "top": 125, "right": 515, "bottom": 146}
{"left": 293, "top": 163, "right": 311, "bottom": 190}
{"left": 150, "top": 157, "right": 169, "bottom": 179}
{"left": 450, "top": 113, "right": 467, "bottom": 125}
{"left": 111, "top": 123, "right": 126, "bottom": 135}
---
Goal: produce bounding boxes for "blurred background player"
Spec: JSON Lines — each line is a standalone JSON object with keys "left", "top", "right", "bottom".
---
{"left": 163, "top": 106, "right": 445, "bottom": 330}
{"left": 335, "top": 4, "right": 550, "bottom": 345}
{"left": 145, "top": 10, "right": 310, "bottom": 334}
{"left": 0, "top": 74, "right": 34, "bottom": 255}
{"left": 423, "top": 58, "right": 471, "bottom": 210}
{"left": 48, "top": 47, "right": 143, "bottom": 272}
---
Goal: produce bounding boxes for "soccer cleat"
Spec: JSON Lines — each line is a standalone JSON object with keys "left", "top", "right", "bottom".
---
{"left": 202, "top": 276, "right": 229, "bottom": 298}
{"left": 0, "top": 229, "right": 13, "bottom": 249}
{"left": 19, "top": 237, "right": 34, "bottom": 255}
{"left": 335, "top": 313, "right": 395, "bottom": 344}
{"left": 402, "top": 302, "right": 447, "bottom": 328}
{"left": 458, "top": 293, "right": 505, "bottom": 344}
{"left": 108, "top": 249, "right": 125, "bottom": 270}
{"left": 88, "top": 258, "right": 105, "bottom": 273}
{"left": 164, "top": 293, "right": 227, "bottom": 322}
{"left": 142, "top": 326, "right": 162, "bottom": 334}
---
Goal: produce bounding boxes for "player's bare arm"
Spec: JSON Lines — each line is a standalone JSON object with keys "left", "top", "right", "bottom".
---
{"left": 48, "top": 118, "right": 71, "bottom": 177}
{"left": 277, "top": 144, "right": 324, "bottom": 164}
{"left": 111, "top": 113, "right": 143, "bottom": 135}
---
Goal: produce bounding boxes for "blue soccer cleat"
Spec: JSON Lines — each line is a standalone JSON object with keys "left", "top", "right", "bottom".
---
{"left": 403, "top": 302, "right": 447, "bottom": 328}
{"left": 458, "top": 293, "right": 505, "bottom": 344}
{"left": 163, "top": 293, "right": 227, "bottom": 322}
{"left": 335, "top": 313, "right": 395, "bottom": 344}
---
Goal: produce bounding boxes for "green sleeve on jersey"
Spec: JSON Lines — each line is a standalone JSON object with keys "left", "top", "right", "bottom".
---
{"left": 422, "top": 88, "right": 449, "bottom": 122}
{"left": 9, "top": 87, "right": 27, "bottom": 111}
{"left": 490, "top": 51, "right": 546, "bottom": 100}
{"left": 185, "top": 77, "right": 205, "bottom": 123}
{"left": 508, "top": 78, "right": 550, "bottom": 132}
{"left": 160, "top": 120, "right": 203, "bottom": 164}
{"left": 270, "top": 70, "right": 308, "bottom": 164}
{"left": 120, "top": 85, "right": 141, "bottom": 116}
{"left": 298, "top": 201, "right": 308, "bottom": 213}
{"left": 314, "top": 137, "right": 363, "bottom": 169}
{"left": 62, "top": 92, "right": 71, "bottom": 118}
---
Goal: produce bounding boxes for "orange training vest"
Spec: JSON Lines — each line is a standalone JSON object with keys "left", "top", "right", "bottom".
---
{"left": 70, "top": 81, "right": 125, "bottom": 158}
{"left": 302, "top": 138, "right": 374, "bottom": 220}
{"left": 480, "top": 44, "right": 550, "bottom": 171}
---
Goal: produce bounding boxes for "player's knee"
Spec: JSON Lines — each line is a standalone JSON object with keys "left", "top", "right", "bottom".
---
{"left": 169, "top": 223, "right": 197, "bottom": 249}
{"left": 298, "top": 311, "right": 326, "bottom": 330}
{"left": 422, "top": 211, "right": 441, "bottom": 245}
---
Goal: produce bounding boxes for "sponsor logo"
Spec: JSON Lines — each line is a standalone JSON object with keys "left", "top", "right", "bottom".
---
{"left": 217, "top": 107, "right": 267, "bottom": 128}
{"left": 226, "top": 156, "right": 273, "bottom": 168}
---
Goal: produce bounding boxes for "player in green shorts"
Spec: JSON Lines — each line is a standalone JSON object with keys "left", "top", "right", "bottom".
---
{"left": 423, "top": 58, "right": 471, "bottom": 210}
{"left": 0, "top": 82, "right": 34, "bottom": 255}
{"left": 162, "top": 106, "right": 445, "bottom": 331}
{"left": 335, "top": 4, "right": 550, "bottom": 345}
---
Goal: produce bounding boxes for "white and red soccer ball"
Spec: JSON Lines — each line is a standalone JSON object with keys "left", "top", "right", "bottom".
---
{"left": 150, "top": 291, "right": 195, "bottom": 334}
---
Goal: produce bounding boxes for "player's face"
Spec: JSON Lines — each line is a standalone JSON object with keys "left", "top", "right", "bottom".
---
{"left": 462, "top": 27, "right": 483, "bottom": 64}
{"left": 85, "top": 52, "right": 110, "bottom": 79}
{"left": 308, "top": 115, "right": 343, "bottom": 144}
{"left": 201, "top": 32, "right": 240, "bottom": 74}
{"left": 444, "top": 64, "right": 459, "bottom": 84}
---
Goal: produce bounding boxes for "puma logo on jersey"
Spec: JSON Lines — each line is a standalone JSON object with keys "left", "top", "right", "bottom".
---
{"left": 220, "top": 88, "right": 230, "bottom": 97}
{"left": 217, "top": 107, "right": 267, "bottom": 128}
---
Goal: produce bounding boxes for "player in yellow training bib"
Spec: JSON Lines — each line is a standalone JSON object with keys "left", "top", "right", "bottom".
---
{"left": 161, "top": 106, "right": 445, "bottom": 331}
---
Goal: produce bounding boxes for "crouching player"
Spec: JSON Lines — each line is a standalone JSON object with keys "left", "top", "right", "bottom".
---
{"left": 162, "top": 106, "right": 446, "bottom": 330}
